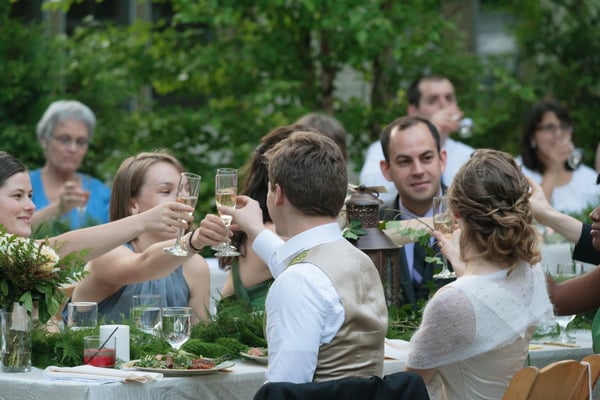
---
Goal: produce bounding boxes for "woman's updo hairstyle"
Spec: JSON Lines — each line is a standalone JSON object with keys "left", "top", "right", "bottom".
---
{"left": 448, "top": 149, "right": 541, "bottom": 273}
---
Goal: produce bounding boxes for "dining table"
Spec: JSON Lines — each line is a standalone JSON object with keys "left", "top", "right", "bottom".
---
{"left": 0, "top": 357, "right": 406, "bottom": 400}
{"left": 1, "top": 332, "right": 595, "bottom": 400}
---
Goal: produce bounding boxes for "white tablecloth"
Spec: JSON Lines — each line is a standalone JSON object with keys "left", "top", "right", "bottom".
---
{"left": 528, "top": 329, "right": 595, "bottom": 368}
{"left": 1, "top": 331, "right": 594, "bottom": 400}
{"left": 0, "top": 358, "right": 407, "bottom": 400}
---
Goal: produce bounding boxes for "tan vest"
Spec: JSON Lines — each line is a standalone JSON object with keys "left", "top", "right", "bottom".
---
{"left": 288, "top": 239, "right": 388, "bottom": 382}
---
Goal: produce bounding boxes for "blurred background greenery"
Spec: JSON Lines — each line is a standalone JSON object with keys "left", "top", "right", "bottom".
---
{"left": 2, "top": 0, "right": 599, "bottom": 216}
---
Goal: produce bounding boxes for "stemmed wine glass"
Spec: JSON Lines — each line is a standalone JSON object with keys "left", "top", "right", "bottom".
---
{"left": 164, "top": 172, "right": 202, "bottom": 256}
{"left": 161, "top": 307, "right": 192, "bottom": 351}
{"left": 214, "top": 168, "right": 241, "bottom": 257}
{"left": 432, "top": 195, "right": 456, "bottom": 279}
{"left": 546, "top": 262, "right": 584, "bottom": 343}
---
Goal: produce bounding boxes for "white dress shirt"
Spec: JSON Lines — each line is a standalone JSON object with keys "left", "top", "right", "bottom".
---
{"left": 252, "top": 223, "right": 346, "bottom": 383}
{"left": 359, "top": 138, "right": 474, "bottom": 203}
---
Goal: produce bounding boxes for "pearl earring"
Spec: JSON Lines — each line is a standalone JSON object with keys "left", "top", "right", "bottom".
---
{"left": 530, "top": 140, "right": 537, "bottom": 149}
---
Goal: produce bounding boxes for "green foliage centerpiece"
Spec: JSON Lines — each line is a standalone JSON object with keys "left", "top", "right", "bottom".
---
{"left": 0, "top": 228, "right": 86, "bottom": 372}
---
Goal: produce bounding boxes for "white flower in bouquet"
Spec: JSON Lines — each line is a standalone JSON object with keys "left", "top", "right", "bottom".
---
{"left": 0, "top": 228, "right": 87, "bottom": 323}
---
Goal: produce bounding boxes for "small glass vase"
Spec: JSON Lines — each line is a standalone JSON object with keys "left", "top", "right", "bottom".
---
{"left": 1, "top": 303, "right": 32, "bottom": 372}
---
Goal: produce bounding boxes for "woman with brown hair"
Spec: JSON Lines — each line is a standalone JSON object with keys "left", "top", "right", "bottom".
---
{"left": 406, "top": 149, "right": 553, "bottom": 399}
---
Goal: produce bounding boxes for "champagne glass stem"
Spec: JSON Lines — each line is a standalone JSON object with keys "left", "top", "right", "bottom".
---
{"left": 440, "top": 256, "right": 449, "bottom": 274}
{"left": 224, "top": 224, "right": 231, "bottom": 249}
{"left": 174, "top": 227, "right": 184, "bottom": 250}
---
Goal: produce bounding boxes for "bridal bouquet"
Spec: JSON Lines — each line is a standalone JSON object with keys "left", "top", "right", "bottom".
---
{"left": 0, "top": 229, "right": 87, "bottom": 323}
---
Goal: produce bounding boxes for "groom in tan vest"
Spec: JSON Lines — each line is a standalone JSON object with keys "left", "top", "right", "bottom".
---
{"left": 220, "top": 130, "right": 388, "bottom": 383}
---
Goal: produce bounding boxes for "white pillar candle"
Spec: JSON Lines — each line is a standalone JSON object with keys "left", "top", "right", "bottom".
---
{"left": 99, "top": 324, "right": 130, "bottom": 362}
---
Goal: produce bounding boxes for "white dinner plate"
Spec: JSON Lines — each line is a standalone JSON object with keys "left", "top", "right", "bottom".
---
{"left": 123, "top": 360, "right": 235, "bottom": 376}
{"left": 239, "top": 351, "right": 268, "bottom": 365}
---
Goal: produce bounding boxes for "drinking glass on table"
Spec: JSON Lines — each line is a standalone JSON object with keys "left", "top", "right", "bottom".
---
{"left": 214, "top": 168, "right": 241, "bottom": 257}
{"left": 162, "top": 307, "right": 192, "bottom": 351}
{"left": 432, "top": 195, "right": 456, "bottom": 279}
{"left": 164, "top": 172, "right": 202, "bottom": 256}
{"left": 67, "top": 302, "right": 98, "bottom": 330}
{"left": 545, "top": 262, "right": 585, "bottom": 343}
{"left": 132, "top": 294, "right": 162, "bottom": 335}
{"left": 84, "top": 335, "right": 116, "bottom": 368}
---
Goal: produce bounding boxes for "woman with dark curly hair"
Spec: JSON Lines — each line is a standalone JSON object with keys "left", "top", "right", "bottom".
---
{"left": 405, "top": 149, "right": 553, "bottom": 400}
{"left": 519, "top": 100, "right": 600, "bottom": 213}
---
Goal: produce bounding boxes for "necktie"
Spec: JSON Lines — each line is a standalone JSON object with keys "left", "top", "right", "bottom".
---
{"left": 413, "top": 244, "right": 426, "bottom": 283}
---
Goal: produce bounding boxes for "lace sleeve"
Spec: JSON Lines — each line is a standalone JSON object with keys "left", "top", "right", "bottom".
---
{"left": 407, "top": 286, "right": 476, "bottom": 369}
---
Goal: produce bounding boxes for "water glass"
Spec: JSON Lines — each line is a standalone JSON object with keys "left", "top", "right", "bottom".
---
{"left": 132, "top": 294, "right": 162, "bottom": 335}
{"left": 67, "top": 302, "right": 98, "bottom": 330}
{"left": 161, "top": 307, "right": 192, "bottom": 351}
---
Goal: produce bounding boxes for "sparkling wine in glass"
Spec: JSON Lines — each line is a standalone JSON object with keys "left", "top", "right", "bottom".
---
{"left": 215, "top": 168, "right": 241, "bottom": 257}
{"left": 548, "top": 262, "right": 584, "bottom": 343}
{"left": 433, "top": 195, "right": 456, "bottom": 279}
{"left": 164, "top": 172, "right": 202, "bottom": 256}
{"left": 161, "top": 307, "right": 192, "bottom": 351}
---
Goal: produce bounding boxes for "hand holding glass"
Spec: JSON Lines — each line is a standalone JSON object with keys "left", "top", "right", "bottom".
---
{"left": 215, "top": 168, "right": 241, "bottom": 257}
{"left": 546, "top": 263, "right": 585, "bottom": 343}
{"left": 164, "top": 172, "right": 202, "bottom": 256}
{"left": 162, "top": 307, "right": 192, "bottom": 351}
{"left": 433, "top": 196, "right": 456, "bottom": 279}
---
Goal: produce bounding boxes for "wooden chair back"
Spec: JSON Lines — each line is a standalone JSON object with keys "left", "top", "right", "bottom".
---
{"left": 527, "top": 359, "right": 589, "bottom": 400}
{"left": 502, "top": 366, "right": 539, "bottom": 400}
{"left": 582, "top": 354, "right": 600, "bottom": 390}
{"left": 571, "top": 354, "right": 600, "bottom": 400}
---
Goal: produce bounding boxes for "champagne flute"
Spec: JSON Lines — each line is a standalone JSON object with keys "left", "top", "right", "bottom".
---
{"left": 567, "top": 147, "right": 583, "bottom": 170}
{"left": 215, "top": 168, "right": 241, "bottom": 257}
{"left": 547, "top": 262, "right": 584, "bottom": 343}
{"left": 75, "top": 175, "right": 90, "bottom": 227}
{"left": 161, "top": 307, "right": 191, "bottom": 351}
{"left": 432, "top": 195, "right": 456, "bottom": 279}
{"left": 164, "top": 172, "right": 202, "bottom": 256}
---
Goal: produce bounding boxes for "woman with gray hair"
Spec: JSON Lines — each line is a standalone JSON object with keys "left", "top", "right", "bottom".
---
{"left": 30, "top": 100, "right": 110, "bottom": 231}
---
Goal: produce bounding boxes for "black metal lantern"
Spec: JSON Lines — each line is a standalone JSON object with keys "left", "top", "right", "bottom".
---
{"left": 346, "top": 185, "right": 401, "bottom": 307}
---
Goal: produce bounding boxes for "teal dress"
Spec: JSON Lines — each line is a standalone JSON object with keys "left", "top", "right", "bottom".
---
{"left": 218, "top": 259, "right": 273, "bottom": 312}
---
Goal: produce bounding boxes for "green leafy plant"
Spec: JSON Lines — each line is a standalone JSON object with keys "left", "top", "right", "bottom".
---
{"left": 387, "top": 302, "right": 425, "bottom": 341}
{"left": 384, "top": 221, "right": 442, "bottom": 268}
{"left": 342, "top": 219, "right": 366, "bottom": 241}
{"left": 0, "top": 227, "right": 87, "bottom": 323}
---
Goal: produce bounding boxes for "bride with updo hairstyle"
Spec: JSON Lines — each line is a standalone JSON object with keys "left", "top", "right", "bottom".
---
{"left": 405, "top": 149, "right": 554, "bottom": 400}
{"left": 449, "top": 149, "right": 542, "bottom": 275}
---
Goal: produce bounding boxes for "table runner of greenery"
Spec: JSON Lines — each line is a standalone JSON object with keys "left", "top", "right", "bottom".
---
{"left": 31, "top": 299, "right": 426, "bottom": 369}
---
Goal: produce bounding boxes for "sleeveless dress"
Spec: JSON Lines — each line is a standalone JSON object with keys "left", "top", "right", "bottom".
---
{"left": 63, "top": 243, "right": 189, "bottom": 323}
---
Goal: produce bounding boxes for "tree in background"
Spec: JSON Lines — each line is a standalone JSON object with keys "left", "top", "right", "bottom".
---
{"left": 499, "top": 0, "right": 600, "bottom": 167}
{"left": 3, "top": 0, "right": 597, "bottom": 211}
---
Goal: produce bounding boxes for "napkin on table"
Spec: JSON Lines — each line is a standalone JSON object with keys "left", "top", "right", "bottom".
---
{"left": 384, "top": 338, "right": 410, "bottom": 360}
{"left": 45, "top": 365, "right": 163, "bottom": 383}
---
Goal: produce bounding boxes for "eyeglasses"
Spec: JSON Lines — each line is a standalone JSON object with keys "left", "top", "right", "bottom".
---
{"left": 51, "top": 135, "right": 89, "bottom": 149}
{"left": 536, "top": 124, "right": 573, "bottom": 136}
